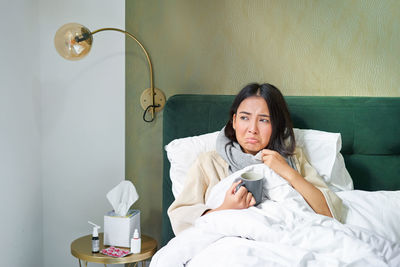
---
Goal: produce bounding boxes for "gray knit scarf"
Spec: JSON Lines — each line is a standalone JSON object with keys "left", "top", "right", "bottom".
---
{"left": 216, "top": 128, "right": 262, "bottom": 173}
{"left": 216, "top": 127, "right": 297, "bottom": 173}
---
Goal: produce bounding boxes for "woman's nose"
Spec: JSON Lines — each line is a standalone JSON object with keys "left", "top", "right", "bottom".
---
{"left": 248, "top": 120, "right": 258, "bottom": 134}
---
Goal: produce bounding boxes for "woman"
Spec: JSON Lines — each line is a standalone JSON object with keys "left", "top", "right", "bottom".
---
{"left": 168, "top": 83, "right": 343, "bottom": 235}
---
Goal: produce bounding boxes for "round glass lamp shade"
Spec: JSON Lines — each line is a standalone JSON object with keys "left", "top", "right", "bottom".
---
{"left": 54, "top": 23, "right": 93, "bottom": 60}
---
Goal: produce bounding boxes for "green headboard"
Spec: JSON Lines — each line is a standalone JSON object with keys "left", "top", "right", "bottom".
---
{"left": 162, "top": 95, "right": 400, "bottom": 246}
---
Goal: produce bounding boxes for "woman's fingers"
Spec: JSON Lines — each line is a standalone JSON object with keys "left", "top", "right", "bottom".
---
{"left": 261, "top": 149, "right": 292, "bottom": 179}
{"left": 250, "top": 196, "right": 256, "bottom": 206}
{"left": 261, "top": 149, "right": 281, "bottom": 157}
{"left": 230, "top": 180, "right": 243, "bottom": 194}
{"left": 235, "top": 185, "right": 248, "bottom": 199}
{"left": 238, "top": 187, "right": 257, "bottom": 208}
{"left": 246, "top": 192, "right": 254, "bottom": 206}
{"left": 246, "top": 193, "right": 256, "bottom": 207}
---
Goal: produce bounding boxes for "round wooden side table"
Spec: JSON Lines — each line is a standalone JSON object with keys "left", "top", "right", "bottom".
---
{"left": 71, "top": 233, "right": 157, "bottom": 267}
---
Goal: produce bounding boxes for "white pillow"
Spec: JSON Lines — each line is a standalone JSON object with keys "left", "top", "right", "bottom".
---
{"left": 165, "top": 131, "right": 219, "bottom": 198}
{"left": 165, "top": 129, "right": 353, "bottom": 198}
{"left": 293, "top": 129, "right": 353, "bottom": 192}
{"left": 337, "top": 190, "right": 400, "bottom": 243}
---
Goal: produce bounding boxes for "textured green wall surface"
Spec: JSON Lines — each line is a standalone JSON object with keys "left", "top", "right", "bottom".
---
{"left": 126, "top": 0, "right": 400, "bottom": 243}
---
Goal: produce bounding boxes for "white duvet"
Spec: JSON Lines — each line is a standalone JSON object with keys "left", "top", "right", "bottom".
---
{"left": 151, "top": 164, "right": 400, "bottom": 267}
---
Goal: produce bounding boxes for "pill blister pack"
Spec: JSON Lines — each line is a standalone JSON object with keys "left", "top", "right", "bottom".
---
{"left": 101, "top": 246, "right": 132, "bottom": 258}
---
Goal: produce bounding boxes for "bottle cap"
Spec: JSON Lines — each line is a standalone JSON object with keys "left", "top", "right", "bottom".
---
{"left": 133, "top": 229, "right": 139, "bottom": 239}
{"left": 88, "top": 221, "right": 101, "bottom": 237}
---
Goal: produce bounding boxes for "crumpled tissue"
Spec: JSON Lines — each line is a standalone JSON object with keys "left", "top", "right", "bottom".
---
{"left": 254, "top": 151, "right": 263, "bottom": 161}
{"left": 106, "top": 180, "right": 139, "bottom": 216}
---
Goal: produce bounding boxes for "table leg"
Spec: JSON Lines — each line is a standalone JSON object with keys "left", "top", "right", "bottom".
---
{"left": 78, "top": 259, "right": 82, "bottom": 267}
{"left": 84, "top": 261, "right": 88, "bottom": 267}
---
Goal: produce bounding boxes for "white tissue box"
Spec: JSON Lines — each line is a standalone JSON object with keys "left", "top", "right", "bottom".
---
{"left": 104, "top": 209, "right": 140, "bottom": 248}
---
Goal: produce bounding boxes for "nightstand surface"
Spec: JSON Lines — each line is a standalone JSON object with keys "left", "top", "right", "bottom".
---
{"left": 71, "top": 232, "right": 157, "bottom": 265}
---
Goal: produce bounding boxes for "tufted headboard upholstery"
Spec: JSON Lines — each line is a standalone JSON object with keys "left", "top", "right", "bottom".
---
{"left": 162, "top": 95, "right": 400, "bottom": 246}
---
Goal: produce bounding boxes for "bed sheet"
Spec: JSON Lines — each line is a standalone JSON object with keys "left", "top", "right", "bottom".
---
{"left": 151, "top": 164, "right": 400, "bottom": 267}
{"left": 338, "top": 189, "right": 400, "bottom": 243}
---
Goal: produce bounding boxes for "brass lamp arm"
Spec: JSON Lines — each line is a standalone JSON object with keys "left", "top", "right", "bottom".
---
{"left": 91, "top": 28, "right": 159, "bottom": 121}
{"left": 91, "top": 28, "right": 154, "bottom": 91}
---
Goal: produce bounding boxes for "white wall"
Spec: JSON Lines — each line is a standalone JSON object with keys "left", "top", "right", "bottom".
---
{"left": 0, "top": 1, "right": 42, "bottom": 266}
{"left": 2, "top": 1, "right": 125, "bottom": 266}
{"left": 39, "top": 1, "right": 125, "bottom": 267}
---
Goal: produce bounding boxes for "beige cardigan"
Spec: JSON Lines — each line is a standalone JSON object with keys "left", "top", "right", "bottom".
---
{"left": 168, "top": 147, "right": 343, "bottom": 235}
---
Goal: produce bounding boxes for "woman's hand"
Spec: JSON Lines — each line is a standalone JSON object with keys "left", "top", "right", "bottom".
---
{"left": 261, "top": 149, "right": 296, "bottom": 182}
{"left": 203, "top": 180, "right": 256, "bottom": 215}
{"left": 220, "top": 180, "right": 256, "bottom": 210}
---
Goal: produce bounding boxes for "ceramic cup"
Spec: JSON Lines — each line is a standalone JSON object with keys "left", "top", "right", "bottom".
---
{"left": 234, "top": 171, "right": 264, "bottom": 205}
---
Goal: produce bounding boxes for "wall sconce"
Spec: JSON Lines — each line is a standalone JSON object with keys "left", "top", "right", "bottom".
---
{"left": 54, "top": 23, "right": 165, "bottom": 122}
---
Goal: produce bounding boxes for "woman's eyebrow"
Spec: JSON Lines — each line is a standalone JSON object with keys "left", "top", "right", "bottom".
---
{"left": 238, "top": 111, "right": 270, "bottom": 117}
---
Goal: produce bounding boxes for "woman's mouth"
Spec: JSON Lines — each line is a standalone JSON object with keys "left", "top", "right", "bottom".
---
{"left": 245, "top": 138, "right": 258, "bottom": 144}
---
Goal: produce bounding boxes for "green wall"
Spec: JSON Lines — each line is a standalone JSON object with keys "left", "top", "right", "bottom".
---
{"left": 126, "top": 0, "right": 400, "bottom": 244}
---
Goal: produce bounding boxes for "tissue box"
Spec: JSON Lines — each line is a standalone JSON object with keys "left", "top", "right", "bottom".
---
{"left": 104, "top": 209, "right": 140, "bottom": 248}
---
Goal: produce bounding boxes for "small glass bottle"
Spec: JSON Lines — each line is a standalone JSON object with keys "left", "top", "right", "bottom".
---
{"left": 130, "top": 229, "right": 141, "bottom": 254}
{"left": 88, "top": 221, "right": 100, "bottom": 253}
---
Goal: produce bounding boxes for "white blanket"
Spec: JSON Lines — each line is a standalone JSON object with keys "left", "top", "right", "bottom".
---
{"left": 151, "top": 164, "right": 400, "bottom": 267}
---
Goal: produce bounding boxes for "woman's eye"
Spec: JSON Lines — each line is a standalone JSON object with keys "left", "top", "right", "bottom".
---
{"left": 240, "top": 116, "right": 249, "bottom": 121}
{"left": 260, "top": 118, "right": 270, "bottom": 123}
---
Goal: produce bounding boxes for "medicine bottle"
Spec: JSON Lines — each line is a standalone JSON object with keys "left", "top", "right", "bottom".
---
{"left": 88, "top": 221, "right": 100, "bottom": 253}
{"left": 130, "top": 229, "right": 141, "bottom": 254}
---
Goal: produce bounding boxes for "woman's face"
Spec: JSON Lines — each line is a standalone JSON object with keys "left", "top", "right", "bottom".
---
{"left": 232, "top": 96, "right": 272, "bottom": 155}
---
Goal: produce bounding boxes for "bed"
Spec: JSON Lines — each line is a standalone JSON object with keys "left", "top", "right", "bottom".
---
{"left": 157, "top": 95, "right": 400, "bottom": 266}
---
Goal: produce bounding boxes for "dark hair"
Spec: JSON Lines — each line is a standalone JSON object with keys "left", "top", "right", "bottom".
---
{"left": 224, "top": 83, "right": 295, "bottom": 157}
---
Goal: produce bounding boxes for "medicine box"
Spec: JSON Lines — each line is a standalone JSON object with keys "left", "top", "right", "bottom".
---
{"left": 104, "top": 209, "right": 140, "bottom": 248}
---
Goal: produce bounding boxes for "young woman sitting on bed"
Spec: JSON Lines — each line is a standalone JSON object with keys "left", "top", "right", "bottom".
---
{"left": 168, "top": 83, "right": 343, "bottom": 235}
